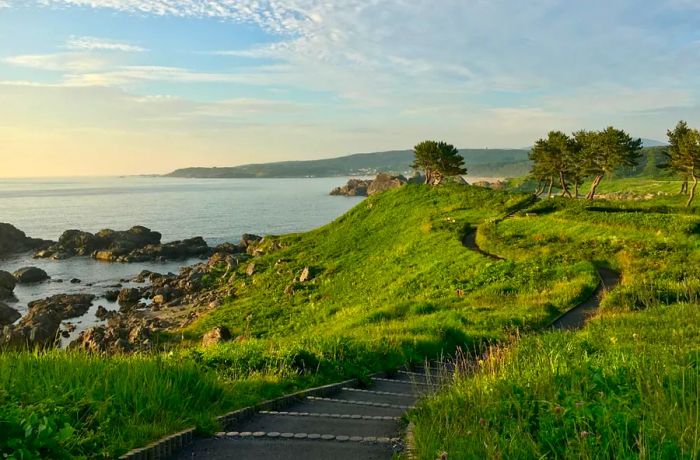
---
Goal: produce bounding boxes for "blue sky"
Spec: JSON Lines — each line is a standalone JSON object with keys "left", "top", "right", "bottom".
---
{"left": 0, "top": 0, "right": 699, "bottom": 176}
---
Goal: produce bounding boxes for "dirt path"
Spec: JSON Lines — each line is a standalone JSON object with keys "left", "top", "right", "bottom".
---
{"left": 461, "top": 223, "right": 621, "bottom": 330}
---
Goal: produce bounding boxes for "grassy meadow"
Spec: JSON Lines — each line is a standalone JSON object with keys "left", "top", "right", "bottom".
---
{"left": 1, "top": 182, "right": 698, "bottom": 459}
{"left": 410, "top": 194, "right": 700, "bottom": 459}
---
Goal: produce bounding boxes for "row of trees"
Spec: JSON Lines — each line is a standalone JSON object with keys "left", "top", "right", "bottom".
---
{"left": 530, "top": 122, "right": 700, "bottom": 205}
{"left": 529, "top": 127, "right": 643, "bottom": 200}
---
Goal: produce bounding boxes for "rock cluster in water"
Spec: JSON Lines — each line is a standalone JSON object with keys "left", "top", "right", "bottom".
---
{"left": 34, "top": 226, "right": 212, "bottom": 262}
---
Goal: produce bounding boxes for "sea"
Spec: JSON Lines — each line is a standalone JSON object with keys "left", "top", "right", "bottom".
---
{"left": 0, "top": 176, "right": 363, "bottom": 338}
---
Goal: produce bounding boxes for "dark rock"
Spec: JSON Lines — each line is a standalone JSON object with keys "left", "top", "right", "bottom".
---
{"left": 0, "top": 271, "right": 16, "bottom": 300}
{"left": 26, "top": 294, "right": 95, "bottom": 320}
{"left": 1, "top": 309, "right": 62, "bottom": 350}
{"left": 367, "top": 173, "right": 407, "bottom": 195}
{"left": 0, "top": 223, "right": 52, "bottom": 256}
{"left": 117, "top": 288, "right": 141, "bottom": 306}
{"left": 330, "top": 179, "right": 372, "bottom": 197}
{"left": 70, "top": 278, "right": 81, "bottom": 284}
{"left": 202, "top": 326, "right": 232, "bottom": 347}
{"left": 104, "top": 290, "right": 120, "bottom": 302}
{"left": 13, "top": 267, "right": 49, "bottom": 284}
{"left": 240, "top": 234, "right": 262, "bottom": 248}
{"left": 0, "top": 302, "right": 21, "bottom": 326}
{"left": 214, "top": 242, "right": 245, "bottom": 254}
{"left": 95, "top": 306, "right": 117, "bottom": 321}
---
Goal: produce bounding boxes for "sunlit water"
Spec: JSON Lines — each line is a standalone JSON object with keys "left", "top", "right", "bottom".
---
{"left": 0, "top": 176, "right": 362, "bottom": 337}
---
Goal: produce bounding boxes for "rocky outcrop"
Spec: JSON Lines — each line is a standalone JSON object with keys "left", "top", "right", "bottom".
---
{"left": 0, "top": 270, "right": 16, "bottom": 300}
{"left": 0, "top": 302, "right": 20, "bottom": 326}
{"left": 69, "top": 315, "right": 160, "bottom": 353}
{"left": 13, "top": 267, "right": 49, "bottom": 284}
{"left": 26, "top": 294, "right": 95, "bottom": 321}
{"left": 330, "top": 179, "right": 372, "bottom": 197}
{"left": 117, "top": 288, "right": 142, "bottom": 306}
{"left": 202, "top": 326, "right": 232, "bottom": 347}
{"left": 0, "top": 223, "right": 52, "bottom": 256}
{"left": 330, "top": 174, "right": 407, "bottom": 197}
{"left": 367, "top": 173, "right": 407, "bottom": 195}
{"left": 35, "top": 226, "right": 210, "bottom": 262}
{"left": 0, "top": 310, "right": 62, "bottom": 350}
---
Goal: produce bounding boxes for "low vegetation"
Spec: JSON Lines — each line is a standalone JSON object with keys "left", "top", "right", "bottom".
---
{"left": 410, "top": 195, "right": 700, "bottom": 459}
{"left": 2, "top": 134, "right": 699, "bottom": 459}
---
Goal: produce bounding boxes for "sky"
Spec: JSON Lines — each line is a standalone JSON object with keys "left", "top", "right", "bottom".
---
{"left": 0, "top": 1, "right": 699, "bottom": 177}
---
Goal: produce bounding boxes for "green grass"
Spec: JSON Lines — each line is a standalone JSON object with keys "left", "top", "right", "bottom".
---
{"left": 1, "top": 184, "right": 598, "bottom": 458}
{"left": 3, "top": 183, "right": 698, "bottom": 459}
{"left": 410, "top": 195, "right": 700, "bottom": 459}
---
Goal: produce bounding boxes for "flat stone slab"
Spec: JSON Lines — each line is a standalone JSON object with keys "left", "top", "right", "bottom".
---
{"left": 287, "top": 399, "right": 405, "bottom": 417}
{"left": 332, "top": 390, "right": 416, "bottom": 406}
{"left": 173, "top": 437, "right": 394, "bottom": 460}
{"left": 234, "top": 413, "right": 400, "bottom": 437}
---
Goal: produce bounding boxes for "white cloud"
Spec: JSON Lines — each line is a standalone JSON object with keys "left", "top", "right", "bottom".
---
{"left": 5, "top": 52, "right": 107, "bottom": 72}
{"left": 65, "top": 36, "right": 146, "bottom": 52}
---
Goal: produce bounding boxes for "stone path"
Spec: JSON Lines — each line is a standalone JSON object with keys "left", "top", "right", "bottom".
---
{"left": 174, "top": 368, "right": 446, "bottom": 459}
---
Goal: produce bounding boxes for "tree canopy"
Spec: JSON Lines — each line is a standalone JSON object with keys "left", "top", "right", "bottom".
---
{"left": 412, "top": 141, "right": 467, "bottom": 185}
{"left": 663, "top": 120, "right": 700, "bottom": 206}
{"left": 530, "top": 127, "right": 642, "bottom": 200}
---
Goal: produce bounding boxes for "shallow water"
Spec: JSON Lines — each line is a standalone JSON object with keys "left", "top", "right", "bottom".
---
{"left": 0, "top": 176, "right": 362, "bottom": 338}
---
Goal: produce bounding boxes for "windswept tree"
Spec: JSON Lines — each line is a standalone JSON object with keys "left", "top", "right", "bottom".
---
{"left": 412, "top": 141, "right": 467, "bottom": 185}
{"left": 663, "top": 121, "right": 700, "bottom": 207}
{"left": 529, "top": 131, "right": 579, "bottom": 197}
{"left": 575, "top": 127, "right": 643, "bottom": 200}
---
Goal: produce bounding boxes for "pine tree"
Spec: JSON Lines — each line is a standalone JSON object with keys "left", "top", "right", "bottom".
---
{"left": 412, "top": 141, "right": 467, "bottom": 185}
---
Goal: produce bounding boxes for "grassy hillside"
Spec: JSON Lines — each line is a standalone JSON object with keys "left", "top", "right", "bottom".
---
{"left": 3, "top": 183, "right": 697, "bottom": 459}
{"left": 410, "top": 196, "right": 700, "bottom": 459}
{"left": 165, "top": 149, "right": 531, "bottom": 178}
{"left": 1, "top": 184, "right": 598, "bottom": 458}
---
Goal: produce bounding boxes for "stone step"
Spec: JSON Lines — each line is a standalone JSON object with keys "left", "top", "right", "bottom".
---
{"left": 286, "top": 398, "right": 406, "bottom": 417}
{"left": 306, "top": 396, "right": 412, "bottom": 410}
{"left": 332, "top": 389, "right": 416, "bottom": 406}
{"left": 390, "top": 371, "right": 446, "bottom": 385}
{"left": 173, "top": 437, "right": 395, "bottom": 460}
{"left": 228, "top": 412, "right": 400, "bottom": 438}
{"left": 369, "top": 379, "right": 433, "bottom": 395}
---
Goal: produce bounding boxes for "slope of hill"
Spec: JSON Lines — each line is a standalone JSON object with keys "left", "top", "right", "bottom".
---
{"left": 165, "top": 149, "right": 531, "bottom": 179}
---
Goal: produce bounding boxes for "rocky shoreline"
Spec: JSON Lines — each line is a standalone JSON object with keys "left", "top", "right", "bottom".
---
{"left": 0, "top": 221, "right": 273, "bottom": 353}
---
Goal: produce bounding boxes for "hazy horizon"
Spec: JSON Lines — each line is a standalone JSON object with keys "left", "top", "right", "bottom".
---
{"left": 0, "top": 1, "right": 697, "bottom": 177}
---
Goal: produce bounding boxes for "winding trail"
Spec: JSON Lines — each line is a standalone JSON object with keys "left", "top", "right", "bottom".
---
{"left": 461, "top": 223, "right": 621, "bottom": 329}
{"left": 126, "top": 211, "right": 620, "bottom": 460}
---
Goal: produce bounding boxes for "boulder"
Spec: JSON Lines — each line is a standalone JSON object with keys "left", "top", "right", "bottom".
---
{"left": 0, "top": 271, "right": 16, "bottom": 300}
{"left": 13, "top": 267, "right": 49, "bottom": 284}
{"left": 367, "top": 173, "right": 407, "bottom": 196}
{"left": 26, "top": 294, "right": 95, "bottom": 320}
{"left": 240, "top": 234, "right": 262, "bottom": 248}
{"left": 117, "top": 288, "right": 141, "bottom": 306}
{"left": 202, "top": 326, "right": 232, "bottom": 347}
{"left": 0, "top": 309, "right": 62, "bottom": 349}
{"left": 104, "top": 290, "right": 120, "bottom": 302}
{"left": 95, "top": 305, "right": 117, "bottom": 321}
{"left": 0, "top": 302, "right": 21, "bottom": 326}
{"left": 299, "top": 267, "right": 312, "bottom": 283}
{"left": 330, "top": 179, "right": 372, "bottom": 197}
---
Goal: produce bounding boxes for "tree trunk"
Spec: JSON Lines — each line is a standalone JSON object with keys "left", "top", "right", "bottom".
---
{"left": 546, "top": 177, "right": 553, "bottom": 198}
{"left": 587, "top": 175, "right": 602, "bottom": 200}
{"left": 681, "top": 178, "right": 688, "bottom": 195}
{"left": 559, "top": 171, "right": 572, "bottom": 198}
{"left": 687, "top": 173, "right": 697, "bottom": 207}
{"left": 574, "top": 182, "right": 580, "bottom": 199}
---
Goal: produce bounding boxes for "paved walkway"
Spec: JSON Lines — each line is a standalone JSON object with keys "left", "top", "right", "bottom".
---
{"left": 174, "top": 369, "right": 445, "bottom": 459}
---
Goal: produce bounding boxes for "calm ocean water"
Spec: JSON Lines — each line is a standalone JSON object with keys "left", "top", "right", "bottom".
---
{"left": 0, "top": 176, "right": 362, "bottom": 335}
